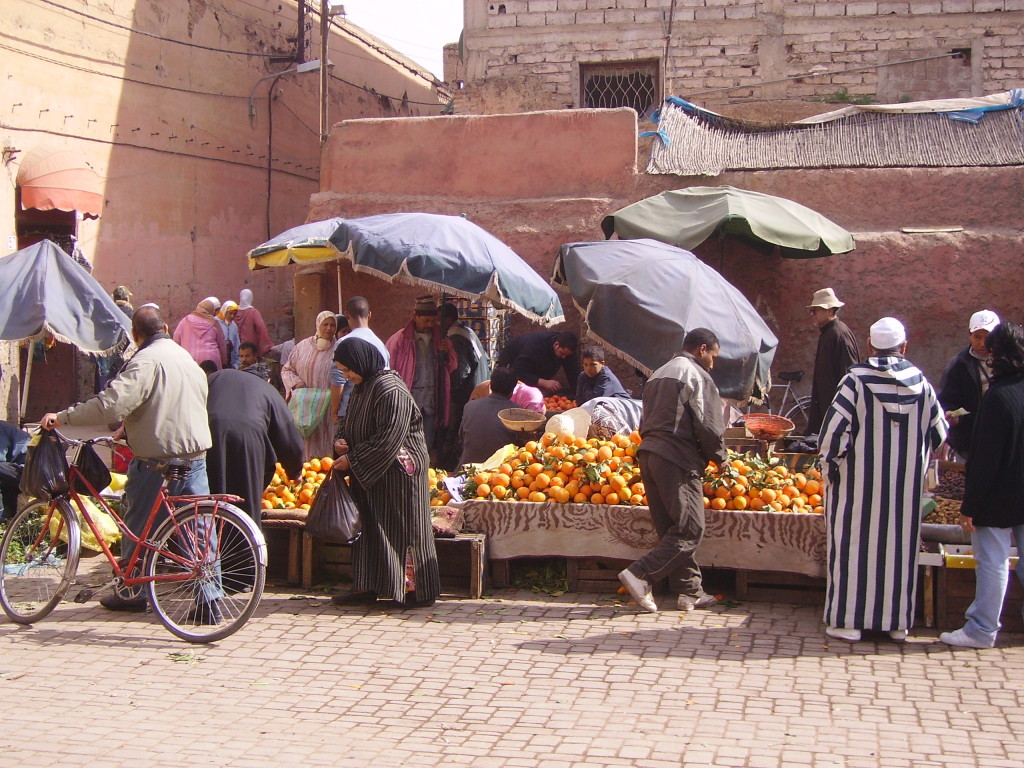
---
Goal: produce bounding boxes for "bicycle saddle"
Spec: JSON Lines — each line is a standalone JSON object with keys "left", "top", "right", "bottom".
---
{"left": 777, "top": 370, "right": 804, "bottom": 382}
{"left": 145, "top": 458, "right": 191, "bottom": 481}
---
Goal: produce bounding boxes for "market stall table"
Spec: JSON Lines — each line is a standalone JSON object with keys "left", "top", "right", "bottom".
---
{"left": 455, "top": 500, "right": 828, "bottom": 587}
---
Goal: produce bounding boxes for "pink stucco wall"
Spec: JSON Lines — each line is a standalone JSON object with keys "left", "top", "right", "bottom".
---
{"left": 312, "top": 108, "right": 1024, "bottom": 392}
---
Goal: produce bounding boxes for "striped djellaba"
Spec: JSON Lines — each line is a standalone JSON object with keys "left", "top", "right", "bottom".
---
{"left": 337, "top": 370, "right": 440, "bottom": 604}
{"left": 819, "top": 356, "right": 947, "bottom": 633}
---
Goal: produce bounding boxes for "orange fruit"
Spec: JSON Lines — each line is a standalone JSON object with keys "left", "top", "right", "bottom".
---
{"left": 630, "top": 494, "right": 645, "bottom": 505}
{"left": 516, "top": 486, "right": 531, "bottom": 499}
{"left": 710, "top": 497, "right": 727, "bottom": 510}
{"left": 715, "top": 485, "right": 732, "bottom": 499}
{"left": 476, "top": 483, "right": 491, "bottom": 498}
{"left": 492, "top": 485, "right": 507, "bottom": 500}
{"left": 320, "top": 457, "right": 333, "bottom": 470}
{"left": 732, "top": 495, "right": 748, "bottom": 510}
{"left": 629, "top": 430, "right": 642, "bottom": 445}
{"left": 534, "top": 472, "right": 551, "bottom": 489}
{"left": 760, "top": 488, "right": 777, "bottom": 503}
{"left": 573, "top": 492, "right": 588, "bottom": 504}
{"left": 803, "top": 479, "right": 821, "bottom": 496}
{"left": 528, "top": 491, "right": 547, "bottom": 503}
{"left": 605, "top": 492, "right": 620, "bottom": 505}
{"left": 527, "top": 463, "right": 545, "bottom": 477}
{"left": 590, "top": 492, "right": 605, "bottom": 505}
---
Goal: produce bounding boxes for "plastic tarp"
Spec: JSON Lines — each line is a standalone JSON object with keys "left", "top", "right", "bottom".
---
{"left": 601, "top": 186, "right": 855, "bottom": 258}
{"left": 0, "top": 240, "right": 131, "bottom": 353}
{"left": 552, "top": 239, "right": 777, "bottom": 400}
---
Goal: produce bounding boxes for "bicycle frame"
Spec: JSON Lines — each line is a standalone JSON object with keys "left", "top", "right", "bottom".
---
{"left": 58, "top": 458, "right": 245, "bottom": 590}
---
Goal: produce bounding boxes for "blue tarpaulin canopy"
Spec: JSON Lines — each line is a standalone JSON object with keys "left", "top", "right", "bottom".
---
{"left": 553, "top": 239, "right": 777, "bottom": 401}
{"left": 0, "top": 240, "right": 130, "bottom": 352}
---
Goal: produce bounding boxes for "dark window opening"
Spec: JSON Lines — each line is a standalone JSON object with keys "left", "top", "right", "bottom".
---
{"left": 580, "top": 61, "right": 659, "bottom": 115}
{"left": 950, "top": 48, "right": 971, "bottom": 65}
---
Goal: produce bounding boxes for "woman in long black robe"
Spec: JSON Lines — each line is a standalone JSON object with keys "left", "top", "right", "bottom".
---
{"left": 206, "top": 368, "right": 304, "bottom": 526}
{"left": 332, "top": 338, "right": 440, "bottom": 607}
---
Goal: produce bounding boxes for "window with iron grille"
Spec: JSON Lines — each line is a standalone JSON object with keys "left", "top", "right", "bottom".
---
{"left": 580, "top": 61, "right": 659, "bottom": 115}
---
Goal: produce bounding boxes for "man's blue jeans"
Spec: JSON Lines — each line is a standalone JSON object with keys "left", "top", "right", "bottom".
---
{"left": 121, "top": 457, "right": 219, "bottom": 600}
{"left": 962, "top": 525, "right": 1024, "bottom": 646}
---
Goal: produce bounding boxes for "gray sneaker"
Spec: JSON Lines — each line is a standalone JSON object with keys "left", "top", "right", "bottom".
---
{"left": 618, "top": 569, "right": 658, "bottom": 613}
{"left": 677, "top": 593, "right": 718, "bottom": 612}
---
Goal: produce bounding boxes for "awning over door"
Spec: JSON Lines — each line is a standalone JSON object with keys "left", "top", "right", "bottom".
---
{"left": 16, "top": 146, "right": 103, "bottom": 218}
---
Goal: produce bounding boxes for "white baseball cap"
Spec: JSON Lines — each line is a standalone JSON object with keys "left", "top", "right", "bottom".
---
{"left": 869, "top": 317, "right": 906, "bottom": 349}
{"left": 968, "top": 309, "right": 1000, "bottom": 334}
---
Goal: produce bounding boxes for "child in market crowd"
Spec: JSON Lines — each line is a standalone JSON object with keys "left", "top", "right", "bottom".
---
{"left": 576, "top": 345, "right": 630, "bottom": 405}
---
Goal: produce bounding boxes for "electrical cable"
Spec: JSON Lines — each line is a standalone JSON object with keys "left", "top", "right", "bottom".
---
{"left": 34, "top": 0, "right": 286, "bottom": 58}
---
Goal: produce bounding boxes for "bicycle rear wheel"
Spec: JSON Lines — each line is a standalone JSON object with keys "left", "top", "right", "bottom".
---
{"left": 785, "top": 396, "right": 813, "bottom": 437}
{"left": 145, "top": 500, "right": 266, "bottom": 643}
{"left": 0, "top": 499, "right": 81, "bottom": 624}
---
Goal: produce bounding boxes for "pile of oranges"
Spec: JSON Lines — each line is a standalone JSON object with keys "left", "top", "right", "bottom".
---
{"left": 543, "top": 395, "right": 577, "bottom": 412}
{"left": 460, "top": 430, "right": 647, "bottom": 505}
{"left": 428, "top": 467, "right": 453, "bottom": 507}
{"left": 703, "top": 451, "right": 824, "bottom": 514}
{"left": 261, "top": 456, "right": 334, "bottom": 511}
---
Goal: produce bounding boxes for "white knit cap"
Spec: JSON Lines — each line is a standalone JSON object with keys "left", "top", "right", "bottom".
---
{"left": 869, "top": 317, "right": 906, "bottom": 349}
{"left": 968, "top": 309, "right": 1000, "bottom": 333}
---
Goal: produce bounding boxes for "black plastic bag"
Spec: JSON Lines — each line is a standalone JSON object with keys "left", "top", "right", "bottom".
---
{"left": 20, "top": 431, "right": 70, "bottom": 500}
{"left": 306, "top": 468, "right": 362, "bottom": 544}
{"left": 72, "top": 443, "right": 112, "bottom": 494}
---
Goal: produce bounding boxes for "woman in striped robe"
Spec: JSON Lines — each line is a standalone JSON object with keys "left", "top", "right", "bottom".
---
{"left": 330, "top": 337, "right": 440, "bottom": 608}
{"left": 819, "top": 317, "right": 946, "bottom": 642}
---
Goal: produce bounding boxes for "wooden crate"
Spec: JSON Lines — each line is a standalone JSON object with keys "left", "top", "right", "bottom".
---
{"left": 735, "top": 570, "right": 826, "bottom": 605}
{"left": 567, "top": 557, "right": 633, "bottom": 593}
{"left": 316, "top": 533, "right": 488, "bottom": 597}
{"left": 935, "top": 566, "right": 1024, "bottom": 632}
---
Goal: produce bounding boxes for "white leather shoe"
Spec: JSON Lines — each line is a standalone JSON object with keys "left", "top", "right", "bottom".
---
{"left": 888, "top": 629, "right": 908, "bottom": 642}
{"left": 618, "top": 569, "right": 657, "bottom": 613}
{"left": 939, "top": 628, "right": 991, "bottom": 649}
{"left": 678, "top": 593, "right": 718, "bottom": 612}
{"left": 825, "top": 625, "right": 861, "bottom": 642}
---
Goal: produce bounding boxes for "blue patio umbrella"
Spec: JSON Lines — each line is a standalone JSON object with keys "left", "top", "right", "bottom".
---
{"left": 248, "top": 213, "right": 565, "bottom": 327}
{"left": 553, "top": 239, "right": 777, "bottom": 400}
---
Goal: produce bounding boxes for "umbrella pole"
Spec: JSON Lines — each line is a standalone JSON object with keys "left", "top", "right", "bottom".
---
{"left": 21, "top": 341, "right": 34, "bottom": 425}
{"left": 336, "top": 262, "right": 343, "bottom": 312}
{"left": 719, "top": 231, "right": 725, "bottom": 274}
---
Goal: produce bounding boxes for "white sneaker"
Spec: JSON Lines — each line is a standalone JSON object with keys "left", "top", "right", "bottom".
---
{"left": 888, "top": 629, "right": 908, "bottom": 642}
{"left": 678, "top": 593, "right": 718, "bottom": 612}
{"left": 825, "top": 625, "right": 862, "bottom": 642}
{"left": 618, "top": 569, "right": 657, "bottom": 613}
{"left": 939, "top": 628, "right": 991, "bottom": 649}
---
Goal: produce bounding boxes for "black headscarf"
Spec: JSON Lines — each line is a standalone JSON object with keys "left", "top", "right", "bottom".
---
{"left": 334, "top": 336, "right": 386, "bottom": 391}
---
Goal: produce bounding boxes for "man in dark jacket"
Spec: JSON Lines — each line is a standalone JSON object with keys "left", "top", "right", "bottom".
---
{"left": 806, "top": 288, "right": 860, "bottom": 435}
{"left": 458, "top": 367, "right": 519, "bottom": 469}
{"left": 938, "top": 309, "right": 999, "bottom": 459}
{"left": 496, "top": 330, "right": 580, "bottom": 395}
{"left": 205, "top": 368, "right": 304, "bottom": 528}
{"left": 618, "top": 328, "right": 729, "bottom": 614}
{"left": 0, "top": 421, "right": 30, "bottom": 519}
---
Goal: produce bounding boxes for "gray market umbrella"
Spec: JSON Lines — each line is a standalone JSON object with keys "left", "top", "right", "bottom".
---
{"left": 552, "top": 239, "right": 777, "bottom": 400}
{"left": 248, "top": 212, "right": 564, "bottom": 326}
{"left": 0, "top": 240, "right": 133, "bottom": 416}
{"left": 600, "top": 185, "right": 855, "bottom": 258}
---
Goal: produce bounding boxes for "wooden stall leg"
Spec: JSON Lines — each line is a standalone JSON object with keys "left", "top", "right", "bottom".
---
{"left": 566, "top": 558, "right": 580, "bottom": 592}
{"left": 491, "top": 559, "right": 509, "bottom": 589}
{"left": 287, "top": 530, "right": 301, "bottom": 586}
{"left": 735, "top": 570, "right": 749, "bottom": 600}
{"left": 469, "top": 535, "right": 486, "bottom": 599}
{"left": 301, "top": 532, "right": 314, "bottom": 589}
{"left": 923, "top": 564, "right": 935, "bottom": 628}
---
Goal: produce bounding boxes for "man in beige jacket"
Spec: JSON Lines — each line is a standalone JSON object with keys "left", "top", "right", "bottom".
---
{"left": 42, "top": 306, "right": 213, "bottom": 615}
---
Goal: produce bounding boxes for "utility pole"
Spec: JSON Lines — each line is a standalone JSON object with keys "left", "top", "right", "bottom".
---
{"left": 319, "top": 2, "right": 330, "bottom": 144}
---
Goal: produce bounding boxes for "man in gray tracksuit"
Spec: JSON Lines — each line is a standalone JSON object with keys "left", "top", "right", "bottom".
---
{"left": 618, "top": 328, "right": 728, "bottom": 613}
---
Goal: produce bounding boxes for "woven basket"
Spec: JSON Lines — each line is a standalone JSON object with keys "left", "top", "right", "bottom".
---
{"left": 743, "top": 413, "right": 795, "bottom": 442}
{"left": 498, "top": 407, "right": 546, "bottom": 432}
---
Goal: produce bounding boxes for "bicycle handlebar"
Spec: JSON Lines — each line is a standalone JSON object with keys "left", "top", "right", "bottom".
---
{"left": 25, "top": 424, "right": 120, "bottom": 449}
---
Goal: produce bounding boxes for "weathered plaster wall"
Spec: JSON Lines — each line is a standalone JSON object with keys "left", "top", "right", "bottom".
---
{"left": 0, "top": 0, "right": 446, "bottom": 420}
{"left": 312, "top": 108, "right": 1024, "bottom": 393}
{"left": 460, "top": 0, "right": 1024, "bottom": 114}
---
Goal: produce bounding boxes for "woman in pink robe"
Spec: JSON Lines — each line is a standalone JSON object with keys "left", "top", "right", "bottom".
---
{"left": 234, "top": 288, "right": 273, "bottom": 357}
{"left": 173, "top": 297, "right": 227, "bottom": 369}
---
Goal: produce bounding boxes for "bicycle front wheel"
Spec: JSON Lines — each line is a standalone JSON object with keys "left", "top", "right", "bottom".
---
{"left": 785, "top": 396, "right": 813, "bottom": 436}
{"left": 145, "top": 500, "right": 266, "bottom": 643}
{"left": 0, "top": 499, "right": 81, "bottom": 624}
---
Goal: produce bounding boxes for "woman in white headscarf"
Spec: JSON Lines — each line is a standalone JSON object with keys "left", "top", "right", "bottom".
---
{"left": 234, "top": 288, "right": 274, "bottom": 357}
{"left": 173, "top": 296, "right": 228, "bottom": 370}
{"left": 282, "top": 311, "right": 338, "bottom": 458}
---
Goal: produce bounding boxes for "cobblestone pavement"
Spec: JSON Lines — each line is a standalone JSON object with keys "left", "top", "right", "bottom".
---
{"left": 1, "top": 577, "right": 1022, "bottom": 768}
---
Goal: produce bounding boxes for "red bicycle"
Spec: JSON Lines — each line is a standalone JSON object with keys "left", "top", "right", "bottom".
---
{"left": 0, "top": 429, "right": 266, "bottom": 643}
